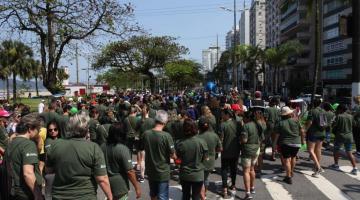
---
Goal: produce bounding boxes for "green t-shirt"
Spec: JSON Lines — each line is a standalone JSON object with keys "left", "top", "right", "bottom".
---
{"left": 176, "top": 136, "right": 208, "bottom": 182}
{"left": 220, "top": 119, "right": 240, "bottom": 159}
{"left": 124, "top": 116, "right": 139, "bottom": 138}
{"left": 333, "top": 113, "right": 353, "bottom": 143}
{"left": 142, "top": 130, "right": 175, "bottom": 182}
{"left": 101, "top": 143, "right": 133, "bottom": 197}
{"left": 6, "top": 137, "right": 42, "bottom": 199}
{"left": 307, "top": 107, "right": 326, "bottom": 137}
{"left": 47, "top": 138, "right": 107, "bottom": 200}
{"left": 265, "top": 107, "right": 280, "bottom": 131}
{"left": 276, "top": 118, "right": 301, "bottom": 145}
{"left": 241, "top": 122, "right": 261, "bottom": 158}
{"left": 139, "top": 118, "right": 156, "bottom": 139}
{"left": 89, "top": 118, "right": 108, "bottom": 145}
{"left": 198, "top": 131, "right": 222, "bottom": 171}
{"left": 0, "top": 126, "right": 8, "bottom": 149}
{"left": 199, "top": 115, "right": 217, "bottom": 133}
{"left": 44, "top": 137, "right": 57, "bottom": 153}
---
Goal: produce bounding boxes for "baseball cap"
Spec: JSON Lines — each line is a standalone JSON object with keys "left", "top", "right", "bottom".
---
{"left": 70, "top": 107, "right": 78, "bottom": 115}
{"left": 0, "top": 109, "right": 10, "bottom": 117}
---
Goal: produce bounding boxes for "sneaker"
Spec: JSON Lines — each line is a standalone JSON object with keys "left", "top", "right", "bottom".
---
{"left": 223, "top": 192, "right": 231, "bottom": 199}
{"left": 329, "top": 164, "right": 340, "bottom": 171}
{"left": 138, "top": 177, "right": 145, "bottom": 183}
{"left": 312, "top": 170, "right": 321, "bottom": 178}
{"left": 243, "top": 193, "right": 253, "bottom": 200}
{"left": 283, "top": 176, "right": 292, "bottom": 184}
{"left": 350, "top": 168, "right": 358, "bottom": 175}
{"left": 319, "top": 167, "right": 325, "bottom": 173}
{"left": 250, "top": 187, "right": 256, "bottom": 194}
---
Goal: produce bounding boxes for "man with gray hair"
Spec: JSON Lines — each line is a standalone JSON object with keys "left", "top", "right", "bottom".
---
{"left": 46, "top": 112, "right": 113, "bottom": 200}
{"left": 140, "top": 110, "right": 176, "bottom": 200}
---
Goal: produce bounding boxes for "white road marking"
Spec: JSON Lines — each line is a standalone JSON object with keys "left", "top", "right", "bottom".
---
{"left": 169, "top": 185, "right": 182, "bottom": 200}
{"left": 261, "top": 174, "right": 293, "bottom": 200}
{"left": 338, "top": 166, "right": 360, "bottom": 181}
{"left": 300, "top": 170, "right": 351, "bottom": 200}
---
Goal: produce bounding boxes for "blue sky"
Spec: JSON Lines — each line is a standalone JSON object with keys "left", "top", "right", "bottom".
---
{"left": 131, "top": 0, "right": 250, "bottom": 62}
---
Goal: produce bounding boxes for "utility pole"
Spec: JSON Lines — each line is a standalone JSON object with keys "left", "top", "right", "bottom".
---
{"left": 232, "top": 0, "right": 237, "bottom": 89}
{"left": 75, "top": 44, "right": 79, "bottom": 85}
{"left": 87, "top": 57, "right": 90, "bottom": 95}
{"left": 352, "top": 0, "right": 360, "bottom": 106}
{"left": 216, "top": 34, "right": 219, "bottom": 65}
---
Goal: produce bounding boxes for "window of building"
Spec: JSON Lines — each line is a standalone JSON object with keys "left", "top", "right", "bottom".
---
{"left": 324, "top": 27, "right": 339, "bottom": 40}
{"left": 325, "top": 69, "right": 348, "bottom": 79}
{"left": 324, "top": 1, "right": 344, "bottom": 14}
{"left": 323, "top": 14, "right": 339, "bottom": 27}
{"left": 325, "top": 56, "right": 345, "bottom": 66}
{"left": 324, "top": 41, "right": 346, "bottom": 53}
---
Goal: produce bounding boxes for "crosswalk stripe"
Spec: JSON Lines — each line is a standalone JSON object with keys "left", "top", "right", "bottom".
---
{"left": 169, "top": 185, "right": 182, "bottom": 200}
{"left": 261, "top": 175, "right": 293, "bottom": 200}
{"left": 338, "top": 166, "right": 360, "bottom": 181}
{"left": 300, "top": 170, "right": 351, "bottom": 200}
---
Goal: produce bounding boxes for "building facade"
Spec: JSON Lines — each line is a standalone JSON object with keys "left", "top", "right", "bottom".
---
{"left": 240, "top": 9, "right": 250, "bottom": 45}
{"left": 322, "top": 0, "right": 352, "bottom": 98}
{"left": 266, "top": 0, "right": 281, "bottom": 48}
{"left": 202, "top": 46, "right": 223, "bottom": 73}
{"left": 250, "top": 0, "right": 266, "bottom": 48}
{"left": 279, "top": 0, "right": 316, "bottom": 96}
{"left": 225, "top": 27, "right": 240, "bottom": 50}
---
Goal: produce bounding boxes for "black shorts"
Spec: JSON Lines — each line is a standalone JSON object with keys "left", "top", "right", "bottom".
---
{"left": 281, "top": 145, "right": 299, "bottom": 159}
{"left": 39, "top": 153, "right": 46, "bottom": 162}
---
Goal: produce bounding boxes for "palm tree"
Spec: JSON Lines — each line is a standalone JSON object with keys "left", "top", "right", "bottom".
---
{"left": 0, "top": 55, "right": 11, "bottom": 101}
{"left": 29, "top": 60, "right": 42, "bottom": 96}
{"left": 265, "top": 40, "right": 303, "bottom": 94}
{"left": 235, "top": 44, "right": 265, "bottom": 92}
{"left": 0, "top": 40, "right": 33, "bottom": 103}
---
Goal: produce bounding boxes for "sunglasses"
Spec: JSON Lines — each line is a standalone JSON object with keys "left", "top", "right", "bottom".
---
{"left": 48, "top": 128, "right": 58, "bottom": 132}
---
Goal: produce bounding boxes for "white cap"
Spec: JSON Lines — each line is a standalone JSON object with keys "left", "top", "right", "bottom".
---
{"left": 281, "top": 106, "right": 294, "bottom": 116}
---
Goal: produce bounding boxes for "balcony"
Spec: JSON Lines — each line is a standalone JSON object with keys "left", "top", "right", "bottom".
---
{"left": 297, "top": 32, "right": 311, "bottom": 39}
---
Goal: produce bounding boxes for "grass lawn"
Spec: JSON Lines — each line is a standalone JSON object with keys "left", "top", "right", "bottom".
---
{"left": 17, "top": 98, "right": 46, "bottom": 112}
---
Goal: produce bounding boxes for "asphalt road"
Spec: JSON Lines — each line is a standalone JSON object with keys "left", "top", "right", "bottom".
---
{"left": 45, "top": 147, "right": 360, "bottom": 200}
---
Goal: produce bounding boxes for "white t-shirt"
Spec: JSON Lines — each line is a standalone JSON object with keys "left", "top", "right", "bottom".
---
{"left": 38, "top": 102, "right": 45, "bottom": 113}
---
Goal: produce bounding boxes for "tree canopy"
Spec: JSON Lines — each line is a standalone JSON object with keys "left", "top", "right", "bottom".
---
{"left": 164, "top": 60, "right": 203, "bottom": 89}
{"left": 93, "top": 35, "right": 188, "bottom": 92}
{"left": 0, "top": 0, "right": 138, "bottom": 94}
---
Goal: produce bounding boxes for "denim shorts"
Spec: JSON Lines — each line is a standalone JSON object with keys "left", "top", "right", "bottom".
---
{"left": 334, "top": 141, "right": 353, "bottom": 152}
{"left": 148, "top": 180, "right": 169, "bottom": 200}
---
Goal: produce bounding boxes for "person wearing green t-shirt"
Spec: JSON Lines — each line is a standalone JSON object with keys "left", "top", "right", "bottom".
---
{"left": 5, "top": 113, "right": 43, "bottom": 200}
{"left": 137, "top": 104, "right": 155, "bottom": 183}
{"left": 219, "top": 109, "right": 240, "bottom": 198}
{"left": 276, "top": 107, "right": 304, "bottom": 184}
{"left": 140, "top": 110, "right": 176, "bottom": 200}
{"left": 124, "top": 106, "right": 140, "bottom": 153}
{"left": 264, "top": 98, "right": 280, "bottom": 161}
{"left": 0, "top": 112, "right": 10, "bottom": 156}
{"left": 46, "top": 113, "right": 112, "bottom": 200}
{"left": 197, "top": 117, "right": 222, "bottom": 199}
{"left": 176, "top": 119, "right": 208, "bottom": 200}
{"left": 101, "top": 122, "right": 141, "bottom": 199}
{"left": 330, "top": 104, "right": 358, "bottom": 175}
{"left": 240, "top": 111, "right": 264, "bottom": 200}
{"left": 323, "top": 102, "right": 335, "bottom": 149}
{"left": 305, "top": 99, "right": 326, "bottom": 177}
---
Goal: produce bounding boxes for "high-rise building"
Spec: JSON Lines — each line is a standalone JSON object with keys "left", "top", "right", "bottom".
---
{"left": 266, "top": 0, "right": 281, "bottom": 48}
{"left": 322, "top": 0, "right": 352, "bottom": 97}
{"left": 202, "top": 46, "right": 223, "bottom": 73}
{"left": 249, "top": 0, "right": 266, "bottom": 90}
{"left": 279, "top": 0, "right": 316, "bottom": 96}
{"left": 225, "top": 26, "right": 240, "bottom": 50}
{"left": 239, "top": 7, "right": 250, "bottom": 90}
{"left": 250, "top": 0, "right": 266, "bottom": 48}
{"left": 240, "top": 8, "right": 250, "bottom": 45}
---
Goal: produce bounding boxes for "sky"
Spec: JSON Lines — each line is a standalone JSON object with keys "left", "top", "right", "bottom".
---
{"left": 0, "top": 0, "right": 251, "bottom": 84}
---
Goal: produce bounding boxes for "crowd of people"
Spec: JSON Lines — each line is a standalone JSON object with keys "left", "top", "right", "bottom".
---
{"left": 0, "top": 89, "right": 359, "bottom": 200}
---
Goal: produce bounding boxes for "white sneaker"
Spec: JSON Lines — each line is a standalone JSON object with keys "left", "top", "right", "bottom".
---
{"left": 329, "top": 164, "right": 340, "bottom": 171}
{"left": 351, "top": 168, "right": 358, "bottom": 175}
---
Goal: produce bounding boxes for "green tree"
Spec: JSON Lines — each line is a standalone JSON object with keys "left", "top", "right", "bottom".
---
{"left": 165, "top": 60, "right": 203, "bottom": 90}
{"left": 0, "top": 0, "right": 138, "bottom": 94}
{"left": 212, "top": 51, "right": 230, "bottom": 87}
{"left": 265, "top": 40, "right": 303, "bottom": 94}
{"left": 0, "top": 40, "right": 33, "bottom": 103}
{"left": 0, "top": 53, "right": 11, "bottom": 101}
{"left": 96, "top": 69, "right": 144, "bottom": 91}
{"left": 93, "top": 35, "right": 188, "bottom": 92}
{"left": 235, "top": 45, "right": 265, "bottom": 92}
